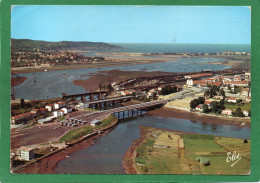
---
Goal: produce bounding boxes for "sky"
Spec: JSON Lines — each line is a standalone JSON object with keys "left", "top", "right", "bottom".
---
{"left": 11, "top": 6, "right": 251, "bottom": 44}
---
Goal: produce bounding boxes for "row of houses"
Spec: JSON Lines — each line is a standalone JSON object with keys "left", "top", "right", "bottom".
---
{"left": 196, "top": 73, "right": 251, "bottom": 88}
{"left": 11, "top": 101, "right": 71, "bottom": 125}
{"left": 11, "top": 108, "right": 48, "bottom": 125}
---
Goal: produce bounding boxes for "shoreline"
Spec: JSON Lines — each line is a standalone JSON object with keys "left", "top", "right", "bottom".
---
{"left": 146, "top": 106, "right": 251, "bottom": 127}
{"left": 13, "top": 117, "right": 118, "bottom": 174}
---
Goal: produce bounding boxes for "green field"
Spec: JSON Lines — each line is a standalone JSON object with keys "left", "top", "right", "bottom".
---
{"left": 183, "top": 134, "right": 250, "bottom": 175}
{"left": 132, "top": 129, "right": 250, "bottom": 175}
{"left": 224, "top": 103, "right": 251, "bottom": 111}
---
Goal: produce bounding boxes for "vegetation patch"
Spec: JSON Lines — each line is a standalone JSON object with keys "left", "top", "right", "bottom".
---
{"left": 129, "top": 127, "right": 250, "bottom": 175}
{"left": 59, "top": 114, "right": 116, "bottom": 143}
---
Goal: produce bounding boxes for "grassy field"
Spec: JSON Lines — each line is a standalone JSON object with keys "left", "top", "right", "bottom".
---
{"left": 133, "top": 128, "right": 250, "bottom": 175}
{"left": 224, "top": 103, "right": 251, "bottom": 111}
{"left": 135, "top": 131, "right": 199, "bottom": 174}
{"left": 59, "top": 125, "right": 94, "bottom": 143}
{"left": 183, "top": 134, "right": 250, "bottom": 175}
{"left": 59, "top": 114, "right": 116, "bottom": 143}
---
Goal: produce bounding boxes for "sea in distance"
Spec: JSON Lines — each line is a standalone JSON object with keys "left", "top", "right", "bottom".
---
{"left": 82, "top": 43, "right": 251, "bottom": 56}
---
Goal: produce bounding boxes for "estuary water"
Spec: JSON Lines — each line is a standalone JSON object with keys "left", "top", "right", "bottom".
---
{"left": 15, "top": 57, "right": 230, "bottom": 100}
{"left": 54, "top": 115, "right": 250, "bottom": 174}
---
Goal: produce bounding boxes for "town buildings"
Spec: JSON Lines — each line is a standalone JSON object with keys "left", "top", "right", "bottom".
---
{"left": 17, "top": 147, "right": 34, "bottom": 161}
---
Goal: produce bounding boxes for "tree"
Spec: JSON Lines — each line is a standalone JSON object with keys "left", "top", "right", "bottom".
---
{"left": 190, "top": 99, "right": 199, "bottom": 109}
{"left": 212, "top": 101, "right": 218, "bottom": 113}
{"left": 198, "top": 97, "right": 205, "bottom": 104}
{"left": 236, "top": 107, "right": 244, "bottom": 117}
{"left": 219, "top": 89, "right": 225, "bottom": 97}
{"left": 203, "top": 104, "right": 209, "bottom": 113}
{"left": 20, "top": 98, "right": 25, "bottom": 108}
{"left": 204, "top": 90, "right": 210, "bottom": 98}
{"left": 236, "top": 99, "right": 243, "bottom": 105}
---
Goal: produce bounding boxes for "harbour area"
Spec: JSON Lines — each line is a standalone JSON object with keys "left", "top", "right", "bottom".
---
{"left": 10, "top": 64, "right": 251, "bottom": 173}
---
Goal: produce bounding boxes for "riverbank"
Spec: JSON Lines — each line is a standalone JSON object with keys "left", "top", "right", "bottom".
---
{"left": 146, "top": 107, "right": 251, "bottom": 127}
{"left": 73, "top": 69, "right": 171, "bottom": 92}
{"left": 13, "top": 115, "right": 118, "bottom": 174}
{"left": 123, "top": 126, "right": 250, "bottom": 175}
{"left": 11, "top": 76, "right": 27, "bottom": 86}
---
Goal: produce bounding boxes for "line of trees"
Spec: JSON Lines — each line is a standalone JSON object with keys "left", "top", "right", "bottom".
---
{"left": 159, "top": 85, "right": 178, "bottom": 95}
{"left": 204, "top": 85, "right": 225, "bottom": 98}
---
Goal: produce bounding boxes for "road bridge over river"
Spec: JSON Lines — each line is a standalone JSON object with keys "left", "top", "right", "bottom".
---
{"left": 87, "top": 96, "right": 132, "bottom": 108}
{"left": 98, "top": 99, "right": 169, "bottom": 119}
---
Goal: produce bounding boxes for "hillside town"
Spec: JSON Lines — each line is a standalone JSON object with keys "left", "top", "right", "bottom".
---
{"left": 11, "top": 49, "right": 105, "bottom": 67}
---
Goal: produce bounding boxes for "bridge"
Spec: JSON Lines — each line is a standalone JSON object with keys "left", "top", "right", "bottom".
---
{"left": 67, "top": 99, "right": 169, "bottom": 121}
{"left": 86, "top": 96, "right": 133, "bottom": 108}
{"left": 103, "top": 99, "right": 168, "bottom": 118}
{"left": 62, "top": 91, "right": 107, "bottom": 101}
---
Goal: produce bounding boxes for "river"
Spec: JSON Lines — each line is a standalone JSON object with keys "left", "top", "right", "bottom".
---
{"left": 54, "top": 115, "right": 250, "bottom": 174}
{"left": 14, "top": 57, "right": 230, "bottom": 100}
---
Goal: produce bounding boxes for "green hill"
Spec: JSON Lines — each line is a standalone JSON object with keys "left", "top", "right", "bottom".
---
{"left": 11, "top": 39, "right": 121, "bottom": 51}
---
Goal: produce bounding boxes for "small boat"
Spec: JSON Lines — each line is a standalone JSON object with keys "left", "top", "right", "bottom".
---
{"left": 66, "top": 155, "right": 70, "bottom": 158}
{"left": 44, "top": 69, "right": 47, "bottom": 72}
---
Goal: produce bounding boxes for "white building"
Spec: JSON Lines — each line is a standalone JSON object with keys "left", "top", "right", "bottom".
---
{"left": 17, "top": 147, "right": 34, "bottom": 161}
{"left": 45, "top": 104, "right": 54, "bottom": 112}
{"left": 54, "top": 102, "right": 67, "bottom": 110}
{"left": 53, "top": 110, "right": 62, "bottom": 117}
{"left": 221, "top": 109, "right": 232, "bottom": 116}
{"left": 195, "top": 104, "right": 203, "bottom": 111}
{"left": 243, "top": 110, "right": 249, "bottom": 117}
{"left": 61, "top": 107, "right": 72, "bottom": 114}
{"left": 226, "top": 97, "right": 237, "bottom": 103}
{"left": 186, "top": 79, "right": 193, "bottom": 88}
{"left": 90, "top": 119, "right": 101, "bottom": 126}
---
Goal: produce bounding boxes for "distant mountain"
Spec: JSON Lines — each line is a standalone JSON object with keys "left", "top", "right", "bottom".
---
{"left": 11, "top": 39, "right": 121, "bottom": 51}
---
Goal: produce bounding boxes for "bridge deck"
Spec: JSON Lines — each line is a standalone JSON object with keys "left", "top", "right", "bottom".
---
{"left": 104, "top": 100, "right": 168, "bottom": 113}
{"left": 62, "top": 91, "right": 107, "bottom": 99}
{"left": 87, "top": 96, "right": 132, "bottom": 104}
